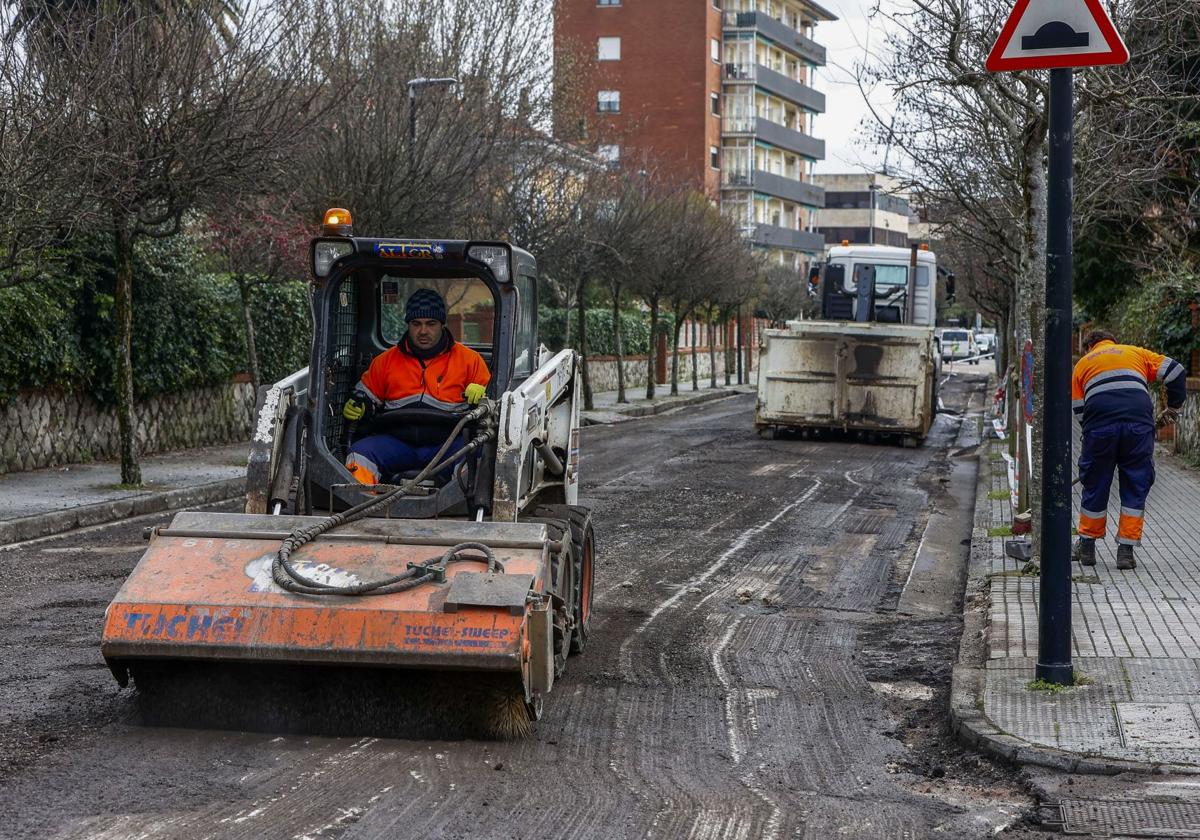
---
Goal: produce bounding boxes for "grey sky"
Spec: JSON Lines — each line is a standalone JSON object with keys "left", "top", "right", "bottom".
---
{"left": 811, "top": 0, "right": 897, "bottom": 175}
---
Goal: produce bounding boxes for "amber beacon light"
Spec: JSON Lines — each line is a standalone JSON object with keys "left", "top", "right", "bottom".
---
{"left": 323, "top": 208, "right": 353, "bottom": 236}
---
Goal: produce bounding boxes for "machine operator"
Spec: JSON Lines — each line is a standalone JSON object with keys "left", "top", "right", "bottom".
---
{"left": 342, "top": 289, "right": 489, "bottom": 485}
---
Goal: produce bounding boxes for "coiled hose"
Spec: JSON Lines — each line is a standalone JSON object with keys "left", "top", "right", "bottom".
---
{"left": 271, "top": 404, "right": 498, "bottom": 596}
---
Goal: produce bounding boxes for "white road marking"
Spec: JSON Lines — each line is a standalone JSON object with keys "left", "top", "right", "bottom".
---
{"left": 624, "top": 479, "right": 822, "bottom": 647}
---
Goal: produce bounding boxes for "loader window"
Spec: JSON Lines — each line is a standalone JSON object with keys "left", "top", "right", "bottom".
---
{"left": 379, "top": 276, "right": 497, "bottom": 357}
{"left": 513, "top": 274, "right": 537, "bottom": 378}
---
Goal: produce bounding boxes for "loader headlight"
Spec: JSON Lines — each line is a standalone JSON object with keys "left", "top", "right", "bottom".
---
{"left": 468, "top": 245, "right": 510, "bottom": 282}
{"left": 312, "top": 239, "right": 354, "bottom": 278}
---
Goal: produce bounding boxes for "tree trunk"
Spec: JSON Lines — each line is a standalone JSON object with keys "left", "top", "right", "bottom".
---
{"left": 708, "top": 307, "right": 718, "bottom": 388}
{"left": 670, "top": 316, "right": 683, "bottom": 396}
{"left": 577, "top": 279, "right": 593, "bottom": 410}
{"left": 237, "top": 274, "right": 262, "bottom": 393}
{"left": 112, "top": 217, "right": 141, "bottom": 486}
{"left": 736, "top": 306, "right": 744, "bottom": 384}
{"left": 612, "top": 283, "right": 626, "bottom": 403}
{"left": 646, "top": 297, "right": 659, "bottom": 400}
{"left": 1024, "top": 134, "right": 1049, "bottom": 560}
{"left": 691, "top": 317, "right": 699, "bottom": 390}
{"left": 724, "top": 311, "right": 733, "bottom": 385}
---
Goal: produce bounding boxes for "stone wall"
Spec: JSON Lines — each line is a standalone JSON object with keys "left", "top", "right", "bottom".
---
{"left": 0, "top": 381, "right": 256, "bottom": 475}
{"left": 1174, "top": 378, "right": 1200, "bottom": 462}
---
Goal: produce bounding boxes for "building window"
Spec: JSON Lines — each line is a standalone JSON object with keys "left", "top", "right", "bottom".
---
{"left": 598, "top": 36, "right": 621, "bottom": 61}
{"left": 710, "top": 145, "right": 719, "bottom": 168}
{"left": 711, "top": 38, "right": 720, "bottom": 63}
{"left": 598, "top": 144, "right": 620, "bottom": 163}
{"left": 710, "top": 93, "right": 720, "bottom": 115}
{"left": 597, "top": 0, "right": 620, "bottom": 5}
{"left": 597, "top": 90, "right": 620, "bottom": 112}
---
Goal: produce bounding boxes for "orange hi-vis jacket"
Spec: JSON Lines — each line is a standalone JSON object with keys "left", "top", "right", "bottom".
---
{"left": 1071, "top": 340, "right": 1186, "bottom": 432}
{"left": 357, "top": 335, "right": 490, "bottom": 412}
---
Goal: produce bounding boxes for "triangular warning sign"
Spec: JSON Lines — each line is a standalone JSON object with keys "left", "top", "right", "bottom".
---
{"left": 987, "top": 0, "right": 1129, "bottom": 72}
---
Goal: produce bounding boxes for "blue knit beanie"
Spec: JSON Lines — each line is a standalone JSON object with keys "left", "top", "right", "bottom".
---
{"left": 405, "top": 289, "right": 447, "bottom": 323}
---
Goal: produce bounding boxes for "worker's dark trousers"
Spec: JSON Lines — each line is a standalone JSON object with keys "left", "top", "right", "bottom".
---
{"left": 1077, "top": 421, "right": 1156, "bottom": 545}
{"left": 346, "top": 434, "right": 465, "bottom": 485}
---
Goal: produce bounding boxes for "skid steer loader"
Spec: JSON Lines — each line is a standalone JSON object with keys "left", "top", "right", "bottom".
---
{"left": 100, "top": 209, "right": 594, "bottom": 737}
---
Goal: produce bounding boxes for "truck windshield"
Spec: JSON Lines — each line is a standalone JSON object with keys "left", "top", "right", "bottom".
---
{"left": 864, "top": 264, "right": 909, "bottom": 290}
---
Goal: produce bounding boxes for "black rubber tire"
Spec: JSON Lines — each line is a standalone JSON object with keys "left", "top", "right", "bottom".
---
{"left": 567, "top": 510, "right": 595, "bottom": 655}
{"left": 530, "top": 505, "right": 595, "bottom": 656}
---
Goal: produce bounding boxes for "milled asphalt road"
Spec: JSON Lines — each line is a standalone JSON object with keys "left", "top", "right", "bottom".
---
{"left": 0, "top": 372, "right": 1041, "bottom": 839}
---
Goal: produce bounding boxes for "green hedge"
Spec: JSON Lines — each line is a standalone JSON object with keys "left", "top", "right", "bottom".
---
{"left": 0, "top": 235, "right": 312, "bottom": 402}
{"left": 1111, "top": 264, "right": 1199, "bottom": 375}
{"left": 538, "top": 307, "right": 672, "bottom": 357}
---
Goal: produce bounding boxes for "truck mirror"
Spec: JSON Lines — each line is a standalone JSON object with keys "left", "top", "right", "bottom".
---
{"left": 807, "top": 265, "right": 821, "bottom": 296}
{"left": 946, "top": 272, "right": 957, "bottom": 304}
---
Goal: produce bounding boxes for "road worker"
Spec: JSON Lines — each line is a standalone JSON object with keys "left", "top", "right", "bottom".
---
{"left": 1073, "top": 329, "right": 1186, "bottom": 569}
{"left": 342, "top": 289, "right": 490, "bottom": 485}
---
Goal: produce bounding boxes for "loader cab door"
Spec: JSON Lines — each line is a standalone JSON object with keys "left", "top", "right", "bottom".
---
{"left": 511, "top": 272, "right": 538, "bottom": 385}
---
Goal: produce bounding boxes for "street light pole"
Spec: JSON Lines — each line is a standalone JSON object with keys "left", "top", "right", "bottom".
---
{"left": 868, "top": 182, "right": 879, "bottom": 245}
{"left": 1037, "top": 67, "right": 1075, "bottom": 685}
{"left": 407, "top": 76, "right": 459, "bottom": 169}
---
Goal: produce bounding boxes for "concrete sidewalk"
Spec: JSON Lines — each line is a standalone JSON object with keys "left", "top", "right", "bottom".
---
{"left": 0, "top": 443, "right": 249, "bottom": 546}
{"left": 0, "top": 379, "right": 753, "bottom": 546}
{"left": 954, "top": 418, "right": 1200, "bottom": 773}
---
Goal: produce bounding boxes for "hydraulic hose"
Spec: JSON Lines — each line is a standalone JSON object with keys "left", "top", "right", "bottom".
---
{"left": 271, "top": 403, "right": 497, "bottom": 596}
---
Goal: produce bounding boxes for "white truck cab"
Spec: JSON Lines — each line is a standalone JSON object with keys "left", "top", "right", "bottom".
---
{"left": 821, "top": 244, "right": 938, "bottom": 327}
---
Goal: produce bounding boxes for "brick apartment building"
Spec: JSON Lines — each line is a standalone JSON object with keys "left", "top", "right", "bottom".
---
{"left": 554, "top": 0, "right": 836, "bottom": 270}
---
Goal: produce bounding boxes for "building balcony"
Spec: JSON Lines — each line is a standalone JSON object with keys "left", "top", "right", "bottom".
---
{"left": 750, "top": 222, "right": 826, "bottom": 253}
{"left": 722, "top": 63, "right": 826, "bottom": 113}
{"left": 723, "top": 10, "right": 827, "bottom": 66}
{"left": 721, "top": 116, "right": 824, "bottom": 161}
{"left": 722, "top": 169, "right": 825, "bottom": 208}
{"left": 753, "top": 117, "right": 824, "bottom": 160}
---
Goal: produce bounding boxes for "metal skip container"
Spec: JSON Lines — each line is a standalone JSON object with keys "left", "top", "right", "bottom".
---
{"left": 755, "top": 320, "right": 937, "bottom": 442}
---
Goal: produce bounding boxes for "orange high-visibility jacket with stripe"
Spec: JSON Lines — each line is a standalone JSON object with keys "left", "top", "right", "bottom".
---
{"left": 1071, "top": 339, "right": 1186, "bottom": 431}
{"left": 358, "top": 337, "right": 490, "bottom": 412}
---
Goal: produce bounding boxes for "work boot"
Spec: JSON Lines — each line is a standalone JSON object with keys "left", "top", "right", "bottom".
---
{"left": 1117, "top": 544, "right": 1137, "bottom": 570}
{"left": 1074, "top": 538, "right": 1096, "bottom": 566}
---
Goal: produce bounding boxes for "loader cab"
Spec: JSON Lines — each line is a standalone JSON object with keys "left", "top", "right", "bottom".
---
{"left": 818, "top": 244, "right": 937, "bottom": 327}
{"left": 304, "top": 214, "right": 538, "bottom": 516}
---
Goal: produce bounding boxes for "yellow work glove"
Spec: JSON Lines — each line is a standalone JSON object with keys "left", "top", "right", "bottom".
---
{"left": 343, "top": 395, "right": 368, "bottom": 421}
{"left": 464, "top": 383, "right": 487, "bottom": 405}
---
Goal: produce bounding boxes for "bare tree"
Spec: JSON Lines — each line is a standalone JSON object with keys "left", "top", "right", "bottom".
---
{"left": 21, "top": 3, "right": 323, "bottom": 484}
{"left": 204, "top": 196, "right": 312, "bottom": 391}
{"left": 294, "top": 0, "right": 561, "bottom": 239}
{"left": 756, "top": 263, "right": 809, "bottom": 328}
{"left": 0, "top": 23, "right": 97, "bottom": 287}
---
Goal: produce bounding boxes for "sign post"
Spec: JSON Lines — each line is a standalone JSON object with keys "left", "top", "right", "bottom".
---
{"left": 987, "top": 0, "right": 1128, "bottom": 685}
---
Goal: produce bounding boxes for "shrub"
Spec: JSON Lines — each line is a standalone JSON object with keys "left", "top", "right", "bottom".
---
{"left": 1111, "top": 262, "right": 1199, "bottom": 374}
{"left": 0, "top": 233, "right": 312, "bottom": 402}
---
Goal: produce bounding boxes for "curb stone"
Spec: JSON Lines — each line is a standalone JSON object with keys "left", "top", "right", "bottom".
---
{"left": 580, "top": 386, "right": 750, "bottom": 426}
{"left": 0, "top": 477, "right": 245, "bottom": 547}
{"left": 948, "top": 394, "right": 1200, "bottom": 776}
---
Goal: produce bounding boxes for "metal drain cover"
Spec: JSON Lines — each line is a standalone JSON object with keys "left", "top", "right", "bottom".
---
{"left": 1051, "top": 799, "right": 1200, "bottom": 836}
